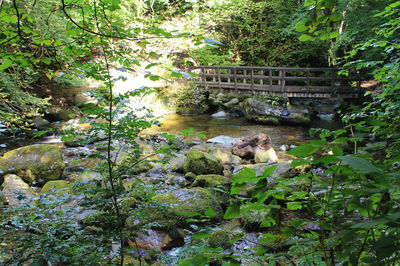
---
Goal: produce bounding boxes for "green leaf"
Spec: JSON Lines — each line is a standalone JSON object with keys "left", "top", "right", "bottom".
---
{"left": 232, "top": 167, "right": 256, "bottom": 184}
{"left": 192, "top": 232, "right": 212, "bottom": 240}
{"left": 0, "top": 59, "right": 13, "bottom": 70}
{"left": 287, "top": 201, "right": 303, "bottom": 210}
{"left": 224, "top": 204, "right": 240, "bottom": 219}
{"left": 332, "top": 146, "right": 343, "bottom": 156}
{"left": 298, "top": 34, "right": 315, "bottom": 41}
{"left": 296, "top": 23, "right": 309, "bottom": 33}
{"left": 205, "top": 207, "right": 216, "bottom": 218}
{"left": 329, "top": 13, "right": 341, "bottom": 22}
{"left": 287, "top": 145, "right": 317, "bottom": 157}
{"left": 338, "top": 155, "right": 383, "bottom": 174}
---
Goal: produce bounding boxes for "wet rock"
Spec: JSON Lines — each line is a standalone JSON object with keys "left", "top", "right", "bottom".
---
{"left": 211, "top": 111, "right": 227, "bottom": 118}
{"left": 208, "top": 231, "right": 232, "bottom": 249}
{"left": 73, "top": 172, "right": 103, "bottom": 191}
{"left": 243, "top": 98, "right": 311, "bottom": 125}
{"left": 192, "top": 174, "right": 232, "bottom": 189}
{"left": 142, "top": 187, "right": 223, "bottom": 230}
{"left": 177, "top": 104, "right": 208, "bottom": 115}
{"left": 183, "top": 149, "right": 224, "bottom": 175}
{"left": 168, "top": 154, "right": 186, "bottom": 173}
{"left": 167, "top": 174, "right": 190, "bottom": 187}
{"left": 0, "top": 144, "right": 65, "bottom": 185}
{"left": 74, "top": 91, "right": 99, "bottom": 106}
{"left": 232, "top": 133, "right": 272, "bottom": 159}
{"left": 128, "top": 229, "right": 183, "bottom": 251}
{"left": 46, "top": 107, "right": 76, "bottom": 122}
{"left": 184, "top": 172, "right": 196, "bottom": 182}
{"left": 206, "top": 136, "right": 239, "bottom": 147}
{"left": 254, "top": 147, "right": 278, "bottom": 163}
{"left": 1, "top": 174, "right": 37, "bottom": 206}
{"left": 32, "top": 117, "right": 50, "bottom": 128}
{"left": 40, "top": 180, "right": 72, "bottom": 195}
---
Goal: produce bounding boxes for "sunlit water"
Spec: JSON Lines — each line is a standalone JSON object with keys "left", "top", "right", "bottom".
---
{"left": 142, "top": 113, "right": 311, "bottom": 147}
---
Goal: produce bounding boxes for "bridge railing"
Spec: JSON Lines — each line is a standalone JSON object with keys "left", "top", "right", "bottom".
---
{"left": 186, "top": 66, "right": 361, "bottom": 98}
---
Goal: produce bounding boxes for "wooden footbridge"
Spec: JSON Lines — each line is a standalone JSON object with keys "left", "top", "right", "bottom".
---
{"left": 187, "top": 66, "right": 362, "bottom": 98}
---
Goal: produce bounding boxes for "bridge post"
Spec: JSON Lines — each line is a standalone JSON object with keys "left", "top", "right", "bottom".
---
{"left": 217, "top": 67, "right": 221, "bottom": 89}
{"left": 251, "top": 69, "right": 254, "bottom": 92}
{"left": 202, "top": 67, "right": 206, "bottom": 88}
{"left": 269, "top": 69, "right": 272, "bottom": 90}
{"left": 307, "top": 69, "right": 310, "bottom": 95}
{"left": 234, "top": 67, "right": 238, "bottom": 91}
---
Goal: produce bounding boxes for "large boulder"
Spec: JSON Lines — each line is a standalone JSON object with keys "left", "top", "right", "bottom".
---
{"left": 136, "top": 187, "right": 223, "bottom": 230}
{"left": 1, "top": 174, "right": 37, "bottom": 206}
{"left": 192, "top": 174, "right": 232, "bottom": 189}
{"left": 243, "top": 98, "right": 311, "bottom": 125}
{"left": 183, "top": 149, "right": 224, "bottom": 175}
{"left": 232, "top": 133, "right": 272, "bottom": 159}
{"left": 0, "top": 144, "right": 65, "bottom": 184}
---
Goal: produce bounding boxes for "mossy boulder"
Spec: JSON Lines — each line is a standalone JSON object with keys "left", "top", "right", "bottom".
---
{"left": 192, "top": 174, "right": 231, "bottom": 189}
{"left": 208, "top": 231, "right": 232, "bottom": 249}
{"left": 1, "top": 174, "right": 37, "bottom": 206}
{"left": 0, "top": 144, "right": 65, "bottom": 185}
{"left": 40, "top": 180, "right": 72, "bottom": 195}
{"left": 183, "top": 150, "right": 224, "bottom": 175}
{"left": 73, "top": 172, "right": 103, "bottom": 191}
{"left": 140, "top": 188, "right": 223, "bottom": 230}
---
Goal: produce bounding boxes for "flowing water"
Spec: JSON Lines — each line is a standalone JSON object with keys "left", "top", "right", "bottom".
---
{"left": 142, "top": 113, "right": 310, "bottom": 147}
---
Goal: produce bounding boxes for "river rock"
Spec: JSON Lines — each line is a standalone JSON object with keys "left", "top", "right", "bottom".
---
{"left": 40, "top": 180, "right": 72, "bottom": 195}
{"left": 254, "top": 148, "right": 278, "bottom": 163}
{"left": 233, "top": 162, "right": 294, "bottom": 180}
{"left": 183, "top": 149, "right": 224, "bottom": 175}
{"left": 243, "top": 98, "right": 310, "bottom": 125}
{"left": 168, "top": 154, "right": 187, "bottom": 173}
{"left": 211, "top": 111, "right": 227, "bottom": 118}
{"left": 192, "top": 174, "right": 232, "bottom": 189}
{"left": 210, "top": 148, "right": 241, "bottom": 165}
{"left": 232, "top": 133, "right": 271, "bottom": 159}
{"left": 206, "top": 136, "right": 239, "bottom": 146}
{"left": 1, "top": 174, "right": 37, "bottom": 206}
{"left": 138, "top": 187, "right": 223, "bottom": 230}
{"left": 46, "top": 107, "right": 76, "bottom": 122}
{"left": 0, "top": 144, "right": 65, "bottom": 185}
{"left": 128, "top": 229, "right": 182, "bottom": 251}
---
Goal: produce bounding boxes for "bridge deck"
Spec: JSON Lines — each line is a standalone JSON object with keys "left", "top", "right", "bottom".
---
{"left": 187, "top": 66, "right": 361, "bottom": 98}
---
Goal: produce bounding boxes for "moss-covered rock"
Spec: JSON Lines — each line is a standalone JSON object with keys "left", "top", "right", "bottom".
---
{"left": 1, "top": 174, "right": 37, "bottom": 206}
{"left": 40, "top": 180, "right": 71, "bottom": 195}
{"left": 80, "top": 210, "right": 114, "bottom": 229}
{"left": 139, "top": 188, "right": 223, "bottom": 230}
{"left": 183, "top": 150, "right": 224, "bottom": 175}
{"left": 73, "top": 172, "right": 103, "bottom": 191}
{"left": 192, "top": 174, "right": 231, "bottom": 189}
{"left": 184, "top": 172, "right": 196, "bottom": 182}
{"left": 208, "top": 231, "right": 232, "bottom": 249}
{"left": 0, "top": 144, "right": 65, "bottom": 184}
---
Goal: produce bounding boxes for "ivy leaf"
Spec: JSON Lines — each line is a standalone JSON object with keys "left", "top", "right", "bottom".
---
{"left": 338, "top": 155, "right": 383, "bottom": 174}
{"left": 224, "top": 204, "right": 240, "bottom": 219}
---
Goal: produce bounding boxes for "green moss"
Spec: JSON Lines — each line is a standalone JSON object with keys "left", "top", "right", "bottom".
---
{"left": 80, "top": 211, "right": 114, "bottom": 229}
{"left": 183, "top": 150, "right": 224, "bottom": 175}
{"left": 192, "top": 174, "right": 231, "bottom": 189}
{"left": 208, "top": 231, "right": 232, "bottom": 249}
{"left": 0, "top": 144, "right": 65, "bottom": 184}
{"left": 141, "top": 188, "right": 223, "bottom": 230}
{"left": 121, "top": 197, "right": 138, "bottom": 214}
{"left": 184, "top": 172, "right": 196, "bottom": 182}
{"left": 40, "top": 180, "right": 71, "bottom": 195}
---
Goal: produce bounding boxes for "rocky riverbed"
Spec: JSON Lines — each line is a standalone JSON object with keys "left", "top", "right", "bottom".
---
{"left": 0, "top": 111, "right": 316, "bottom": 265}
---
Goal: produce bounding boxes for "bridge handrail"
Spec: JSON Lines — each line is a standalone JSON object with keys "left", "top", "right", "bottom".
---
{"left": 186, "top": 65, "right": 361, "bottom": 98}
